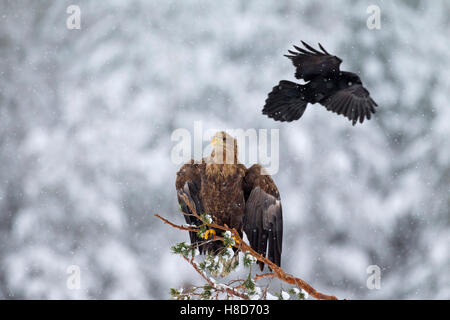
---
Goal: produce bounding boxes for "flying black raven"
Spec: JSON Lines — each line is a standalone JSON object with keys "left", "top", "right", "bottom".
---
{"left": 262, "top": 41, "right": 378, "bottom": 125}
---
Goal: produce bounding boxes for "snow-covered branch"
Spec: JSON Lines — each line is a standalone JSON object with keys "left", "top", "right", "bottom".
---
{"left": 155, "top": 197, "right": 338, "bottom": 300}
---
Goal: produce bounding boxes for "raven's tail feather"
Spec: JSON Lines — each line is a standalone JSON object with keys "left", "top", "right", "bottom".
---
{"left": 262, "top": 80, "right": 308, "bottom": 122}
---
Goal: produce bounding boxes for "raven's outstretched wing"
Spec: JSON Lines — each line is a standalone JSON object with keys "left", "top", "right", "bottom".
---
{"left": 320, "top": 84, "right": 378, "bottom": 125}
{"left": 285, "top": 41, "right": 342, "bottom": 81}
{"left": 243, "top": 164, "right": 283, "bottom": 271}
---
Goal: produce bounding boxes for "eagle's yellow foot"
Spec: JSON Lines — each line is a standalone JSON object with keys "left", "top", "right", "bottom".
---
{"left": 202, "top": 229, "right": 216, "bottom": 240}
{"left": 227, "top": 235, "right": 240, "bottom": 248}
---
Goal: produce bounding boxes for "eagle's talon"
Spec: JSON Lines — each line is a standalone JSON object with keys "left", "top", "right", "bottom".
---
{"left": 202, "top": 229, "right": 216, "bottom": 240}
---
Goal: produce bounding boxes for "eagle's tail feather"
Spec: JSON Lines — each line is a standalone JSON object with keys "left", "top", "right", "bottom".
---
{"left": 262, "top": 80, "right": 308, "bottom": 122}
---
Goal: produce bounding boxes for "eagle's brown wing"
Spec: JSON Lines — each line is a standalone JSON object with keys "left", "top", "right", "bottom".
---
{"left": 320, "top": 84, "right": 378, "bottom": 125}
{"left": 285, "top": 41, "right": 342, "bottom": 81}
{"left": 176, "top": 160, "right": 206, "bottom": 252}
{"left": 243, "top": 164, "right": 283, "bottom": 271}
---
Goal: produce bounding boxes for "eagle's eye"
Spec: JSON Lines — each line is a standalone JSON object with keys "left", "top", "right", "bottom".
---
{"left": 348, "top": 81, "right": 353, "bottom": 86}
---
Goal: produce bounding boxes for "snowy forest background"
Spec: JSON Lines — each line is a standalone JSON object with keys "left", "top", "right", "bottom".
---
{"left": 0, "top": 0, "right": 449, "bottom": 299}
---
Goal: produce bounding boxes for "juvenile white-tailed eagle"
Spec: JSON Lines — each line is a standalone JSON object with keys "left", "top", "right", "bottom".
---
{"left": 176, "top": 131, "right": 282, "bottom": 270}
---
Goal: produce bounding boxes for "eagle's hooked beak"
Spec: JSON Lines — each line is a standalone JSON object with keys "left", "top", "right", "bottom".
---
{"left": 211, "top": 136, "right": 223, "bottom": 147}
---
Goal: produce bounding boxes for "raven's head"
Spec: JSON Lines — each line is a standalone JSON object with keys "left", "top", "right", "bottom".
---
{"left": 341, "top": 71, "right": 362, "bottom": 87}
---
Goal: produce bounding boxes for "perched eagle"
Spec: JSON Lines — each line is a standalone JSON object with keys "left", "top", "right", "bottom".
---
{"left": 263, "top": 41, "right": 378, "bottom": 125}
{"left": 176, "top": 131, "right": 282, "bottom": 271}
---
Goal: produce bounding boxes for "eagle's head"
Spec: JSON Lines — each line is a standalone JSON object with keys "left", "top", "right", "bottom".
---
{"left": 209, "top": 131, "right": 238, "bottom": 165}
